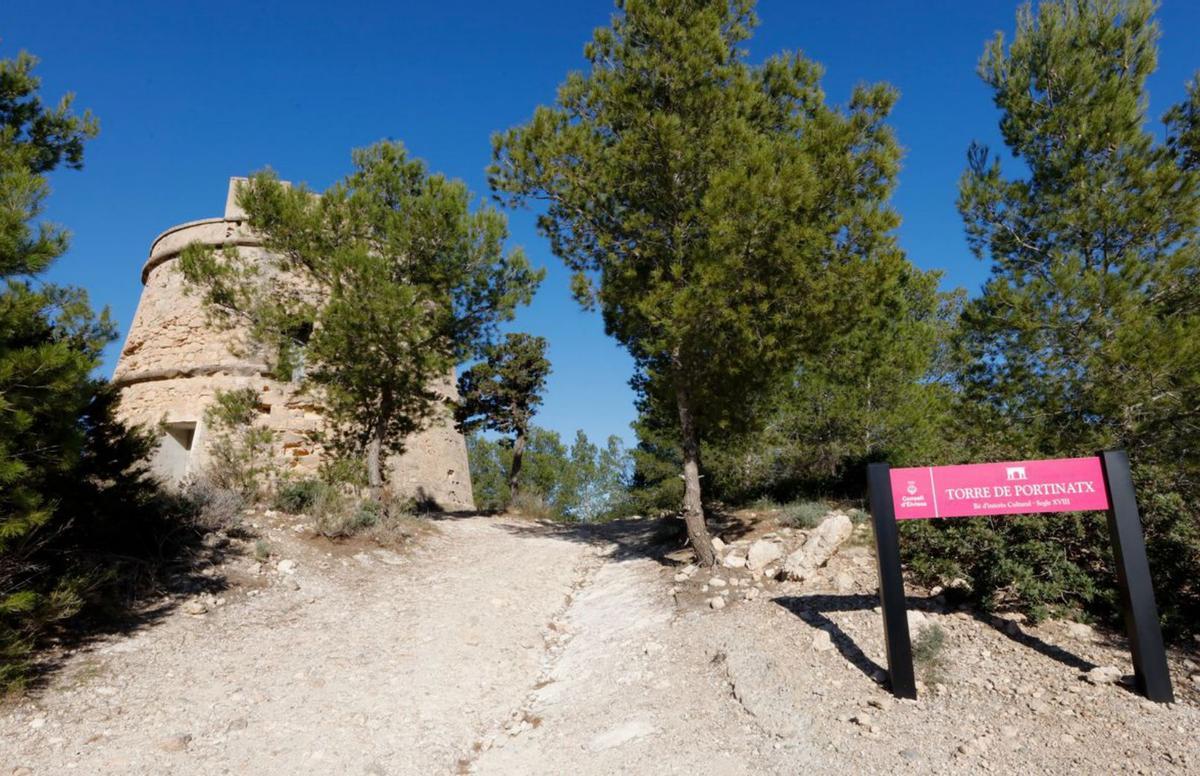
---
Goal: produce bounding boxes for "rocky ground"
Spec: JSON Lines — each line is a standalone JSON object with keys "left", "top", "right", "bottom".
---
{"left": 2, "top": 507, "right": 1198, "bottom": 775}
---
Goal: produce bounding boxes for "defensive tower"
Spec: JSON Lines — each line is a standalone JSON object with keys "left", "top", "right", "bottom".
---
{"left": 112, "top": 178, "right": 475, "bottom": 510}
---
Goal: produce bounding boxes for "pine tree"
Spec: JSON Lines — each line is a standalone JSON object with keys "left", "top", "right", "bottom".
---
{"left": 180, "top": 142, "right": 543, "bottom": 503}
{"left": 455, "top": 332, "right": 551, "bottom": 500}
{"left": 0, "top": 47, "right": 107, "bottom": 687}
{"left": 939, "top": 0, "right": 1200, "bottom": 633}
{"left": 492, "top": 0, "right": 911, "bottom": 565}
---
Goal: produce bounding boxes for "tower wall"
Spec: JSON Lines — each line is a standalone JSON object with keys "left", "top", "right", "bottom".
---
{"left": 112, "top": 179, "right": 475, "bottom": 511}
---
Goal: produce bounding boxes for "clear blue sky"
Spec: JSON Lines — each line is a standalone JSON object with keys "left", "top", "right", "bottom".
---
{"left": 5, "top": 1, "right": 1198, "bottom": 447}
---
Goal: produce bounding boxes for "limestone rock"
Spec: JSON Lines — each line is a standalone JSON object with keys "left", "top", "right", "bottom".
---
{"left": 277, "top": 559, "right": 298, "bottom": 574}
{"left": 709, "top": 596, "right": 726, "bottom": 610}
{"left": 722, "top": 553, "right": 747, "bottom": 569}
{"left": 811, "top": 630, "right": 834, "bottom": 651}
{"left": 746, "top": 539, "right": 783, "bottom": 573}
{"left": 781, "top": 514, "right": 852, "bottom": 581}
{"left": 1085, "top": 666, "right": 1122, "bottom": 685}
{"left": 1065, "top": 621, "right": 1096, "bottom": 642}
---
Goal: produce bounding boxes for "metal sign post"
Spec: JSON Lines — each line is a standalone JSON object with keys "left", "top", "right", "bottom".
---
{"left": 867, "top": 450, "right": 1173, "bottom": 703}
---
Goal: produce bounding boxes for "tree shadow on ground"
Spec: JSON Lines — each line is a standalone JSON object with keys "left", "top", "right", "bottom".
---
{"left": 485, "top": 513, "right": 690, "bottom": 567}
{"left": 773, "top": 592, "right": 1103, "bottom": 689}
{"left": 19, "top": 527, "right": 235, "bottom": 696}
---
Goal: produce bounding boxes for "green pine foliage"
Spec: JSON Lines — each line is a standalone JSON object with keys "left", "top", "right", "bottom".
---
{"left": 467, "top": 428, "right": 633, "bottom": 521}
{"left": 179, "top": 142, "right": 543, "bottom": 504}
{"left": 456, "top": 332, "right": 551, "bottom": 499}
{"left": 1, "top": 46, "right": 199, "bottom": 691}
{"left": 902, "top": 0, "right": 1200, "bottom": 636}
{"left": 492, "top": 0, "right": 915, "bottom": 565}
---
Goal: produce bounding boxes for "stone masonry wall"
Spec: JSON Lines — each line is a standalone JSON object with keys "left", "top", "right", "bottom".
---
{"left": 112, "top": 178, "right": 475, "bottom": 511}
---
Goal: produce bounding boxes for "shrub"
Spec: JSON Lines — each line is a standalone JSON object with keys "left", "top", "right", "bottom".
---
{"left": 200, "top": 389, "right": 276, "bottom": 502}
{"left": 180, "top": 477, "right": 246, "bottom": 533}
{"left": 912, "top": 623, "right": 947, "bottom": 683}
{"left": 777, "top": 500, "right": 831, "bottom": 529}
{"left": 274, "top": 478, "right": 324, "bottom": 513}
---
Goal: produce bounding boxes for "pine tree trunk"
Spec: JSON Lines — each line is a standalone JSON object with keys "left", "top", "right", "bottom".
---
{"left": 508, "top": 428, "right": 526, "bottom": 502}
{"left": 675, "top": 381, "right": 717, "bottom": 567}
{"left": 366, "top": 421, "right": 385, "bottom": 503}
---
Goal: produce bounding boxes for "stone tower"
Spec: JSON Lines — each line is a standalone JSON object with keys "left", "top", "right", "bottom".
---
{"left": 112, "top": 178, "right": 475, "bottom": 511}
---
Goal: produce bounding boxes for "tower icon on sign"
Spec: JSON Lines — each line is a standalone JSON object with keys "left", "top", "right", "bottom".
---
{"left": 906, "top": 481, "right": 917, "bottom": 495}
{"left": 1006, "top": 466, "right": 1027, "bottom": 481}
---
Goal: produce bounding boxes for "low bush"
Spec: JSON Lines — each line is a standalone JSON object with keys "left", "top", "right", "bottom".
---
{"left": 776, "top": 500, "right": 832, "bottom": 529}
{"left": 274, "top": 478, "right": 324, "bottom": 513}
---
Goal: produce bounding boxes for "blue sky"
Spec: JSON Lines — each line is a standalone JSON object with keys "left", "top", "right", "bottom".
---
{"left": 5, "top": 0, "right": 1199, "bottom": 447}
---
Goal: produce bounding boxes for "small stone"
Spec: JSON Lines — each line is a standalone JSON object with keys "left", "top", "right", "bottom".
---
{"left": 708, "top": 596, "right": 726, "bottom": 610}
{"left": 277, "top": 559, "right": 298, "bottom": 574}
{"left": 834, "top": 572, "right": 854, "bottom": 594}
{"left": 743, "top": 587, "right": 760, "bottom": 601}
{"left": 159, "top": 734, "right": 192, "bottom": 752}
{"left": 1085, "top": 666, "right": 1122, "bottom": 685}
{"left": 673, "top": 572, "right": 691, "bottom": 583}
{"left": 711, "top": 537, "right": 726, "bottom": 552}
{"left": 183, "top": 599, "right": 208, "bottom": 616}
{"left": 1065, "top": 621, "right": 1095, "bottom": 641}
{"left": 1189, "top": 672, "right": 1200, "bottom": 685}
{"left": 812, "top": 630, "right": 834, "bottom": 651}
{"left": 722, "top": 553, "right": 747, "bottom": 569}
{"left": 850, "top": 713, "right": 872, "bottom": 727}
{"left": 708, "top": 577, "right": 727, "bottom": 588}
{"left": 226, "top": 717, "right": 249, "bottom": 732}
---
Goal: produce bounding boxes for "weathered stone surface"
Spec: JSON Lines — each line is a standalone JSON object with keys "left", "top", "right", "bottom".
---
{"left": 780, "top": 514, "right": 852, "bottom": 581}
{"left": 111, "top": 179, "right": 474, "bottom": 511}
{"left": 746, "top": 539, "right": 783, "bottom": 572}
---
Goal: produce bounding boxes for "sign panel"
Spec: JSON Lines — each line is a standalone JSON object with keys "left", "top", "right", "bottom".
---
{"left": 889, "top": 456, "right": 1110, "bottom": 520}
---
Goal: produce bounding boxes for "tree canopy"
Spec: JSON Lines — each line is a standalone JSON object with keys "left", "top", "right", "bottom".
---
{"left": 491, "top": 0, "right": 917, "bottom": 564}
{"left": 456, "top": 332, "right": 551, "bottom": 497}
{"left": 180, "top": 142, "right": 543, "bottom": 501}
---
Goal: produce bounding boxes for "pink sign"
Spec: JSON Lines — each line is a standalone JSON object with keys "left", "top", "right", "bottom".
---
{"left": 889, "top": 457, "right": 1110, "bottom": 520}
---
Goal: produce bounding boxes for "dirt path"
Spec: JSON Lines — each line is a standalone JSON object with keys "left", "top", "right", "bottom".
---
{"left": 1, "top": 516, "right": 606, "bottom": 775}
{"left": 3, "top": 512, "right": 1198, "bottom": 775}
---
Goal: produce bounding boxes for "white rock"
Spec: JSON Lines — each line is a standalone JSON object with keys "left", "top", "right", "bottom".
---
{"left": 1065, "top": 621, "right": 1095, "bottom": 642}
{"left": 746, "top": 539, "right": 784, "bottom": 572}
{"left": 183, "top": 599, "right": 208, "bottom": 616}
{"left": 781, "top": 514, "right": 853, "bottom": 582}
{"left": 673, "top": 571, "right": 691, "bottom": 582}
{"left": 722, "top": 553, "right": 747, "bottom": 569}
{"left": 708, "top": 577, "right": 727, "bottom": 588}
{"left": 812, "top": 630, "right": 834, "bottom": 651}
{"left": 708, "top": 596, "right": 726, "bottom": 610}
{"left": 743, "top": 587, "right": 760, "bottom": 601}
{"left": 277, "top": 559, "right": 298, "bottom": 574}
{"left": 1085, "top": 666, "right": 1122, "bottom": 685}
{"left": 835, "top": 572, "right": 855, "bottom": 594}
{"left": 711, "top": 537, "right": 726, "bottom": 552}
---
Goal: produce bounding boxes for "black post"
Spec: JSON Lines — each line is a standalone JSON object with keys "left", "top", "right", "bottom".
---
{"left": 867, "top": 462, "right": 916, "bottom": 699}
{"left": 1099, "top": 450, "right": 1174, "bottom": 703}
